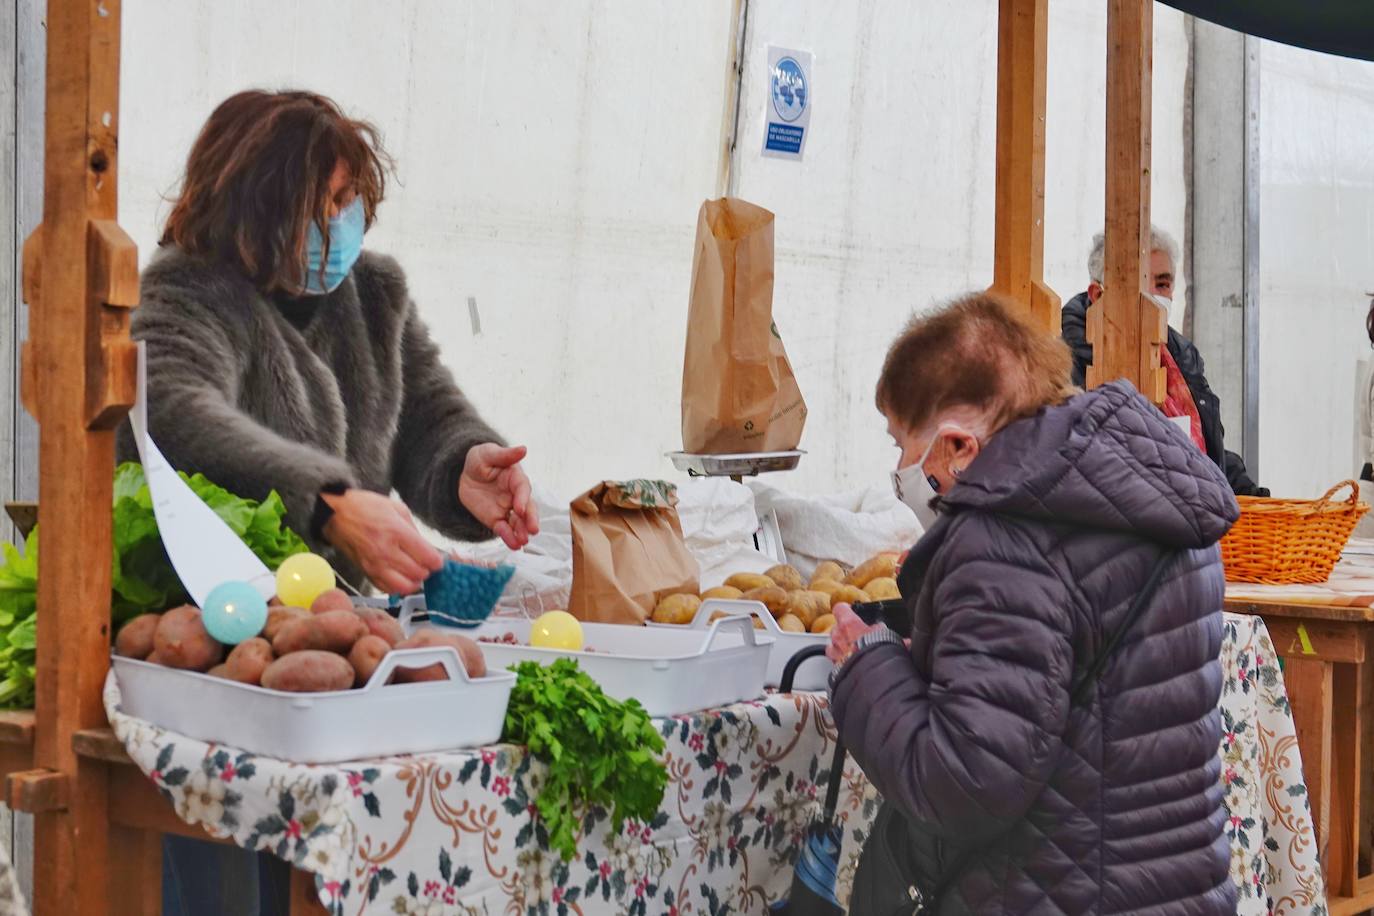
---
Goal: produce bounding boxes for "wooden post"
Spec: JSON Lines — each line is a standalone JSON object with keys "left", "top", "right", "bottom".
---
{"left": 1090, "top": 0, "right": 1167, "bottom": 402}
{"left": 17, "top": 0, "right": 139, "bottom": 913}
{"left": 990, "top": 0, "right": 1060, "bottom": 334}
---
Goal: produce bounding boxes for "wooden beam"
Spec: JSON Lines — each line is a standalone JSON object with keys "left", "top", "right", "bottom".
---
{"left": 28, "top": 0, "right": 133, "bottom": 911}
{"left": 108, "top": 826, "right": 161, "bottom": 916}
{"left": 990, "top": 0, "right": 1060, "bottom": 334}
{"left": 1284, "top": 658, "right": 1334, "bottom": 870}
{"left": 1091, "top": 0, "right": 1166, "bottom": 402}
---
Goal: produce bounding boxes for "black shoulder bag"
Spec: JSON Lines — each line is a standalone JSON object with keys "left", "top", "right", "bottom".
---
{"left": 849, "top": 548, "right": 1180, "bottom": 915}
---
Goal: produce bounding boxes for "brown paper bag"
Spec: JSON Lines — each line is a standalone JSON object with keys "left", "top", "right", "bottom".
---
{"left": 681, "top": 197, "right": 807, "bottom": 454}
{"left": 568, "top": 480, "right": 700, "bottom": 624}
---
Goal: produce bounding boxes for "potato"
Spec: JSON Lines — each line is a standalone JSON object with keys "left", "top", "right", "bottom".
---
{"left": 651, "top": 593, "right": 701, "bottom": 625}
{"left": 725, "top": 572, "right": 775, "bottom": 592}
{"left": 394, "top": 628, "right": 487, "bottom": 680}
{"left": 355, "top": 607, "right": 404, "bottom": 647}
{"left": 829, "top": 585, "right": 871, "bottom": 609}
{"left": 847, "top": 554, "right": 900, "bottom": 589}
{"left": 260, "top": 651, "right": 355, "bottom": 692}
{"left": 743, "top": 586, "right": 789, "bottom": 618}
{"left": 348, "top": 635, "right": 391, "bottom": 686}
{"left": 776, "top": 613, "right": 807, "bottom": 634}
{"left": 811, "top": 614, "right": 837, "bottom": 634}
{"left": 784, "top": 590, "right": 830, "bottom": 629}
{"left": 810, "top": 561, "right": 846, "bottom": 586}
{"left": 866, "top": 577, "right": 901, "bottom": 601}
{"left": 264, "top": 606, "right": 310, "bottom": 642}
{"left": 763, "top": 564, "right": 804, "bottom": 591}
{"left": 710, "top": 610, "right": 765, "bottom": 630}
{"left": 272, "top": 610, "right": 367, "bottom": 656}
{"left": 700, "top": 585, "right": 744, "bottom": 602}
{"left": 206, "top": 664, "right": 231, "bottom": 679}
{"left": 115, "top": 614, "right": 161, "bottom": 660}
{"left": 145, "top": 651, "right": 168, "bottom": 666}
{"left": 809, "top": 579, "right": 844, "bottom": 598}
{"left": 224, "top": 637, "right": 274, "bottom": 686}
{"left": 153, "top": 606, "right": 223, "bottom": 672}
{"left": 310, "top": 588, "right": 354, "bottom": 615}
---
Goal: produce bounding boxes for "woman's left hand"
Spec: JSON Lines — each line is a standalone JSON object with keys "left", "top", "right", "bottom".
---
{"left": 826, "top": 603, "right": 883, "bottom": 665}
{"left": 459, "top": 443, "right": 541, "bottom": 550}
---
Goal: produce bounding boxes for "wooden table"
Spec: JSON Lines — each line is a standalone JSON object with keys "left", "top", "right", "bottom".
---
{"left": 1227, "top": 550, "right": 1374, "bottom": 915}
{"left": 0, "top": 709, "right": 327, "bottom": 916}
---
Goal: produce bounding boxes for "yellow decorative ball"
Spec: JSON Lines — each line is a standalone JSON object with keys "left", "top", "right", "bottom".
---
{"left": 275, "top": 553, "right": 335, "bottom": 609}
{"left": 530, "top": 611, "right": 584, "bottom": 652}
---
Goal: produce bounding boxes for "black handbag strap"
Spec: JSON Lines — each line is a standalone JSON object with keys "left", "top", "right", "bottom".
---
{"left": 917, "top": 546, "right": 1181, "bottom": 911}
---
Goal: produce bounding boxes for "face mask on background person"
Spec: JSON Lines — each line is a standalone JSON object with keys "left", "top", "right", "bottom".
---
{"left": 301, "top": 196, "right": 365, "bottom": 295}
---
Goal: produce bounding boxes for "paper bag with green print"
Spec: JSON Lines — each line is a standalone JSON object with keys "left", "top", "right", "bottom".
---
{"left": 568, "top": 481, "right": 699, "bottom": 624}
{"left": 681, "top": 197, "right": 807, "bottom": 454}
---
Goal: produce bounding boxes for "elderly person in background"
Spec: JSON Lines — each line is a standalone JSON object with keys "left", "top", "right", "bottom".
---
{"left": 1061, "top": 227, "right": 1267, "bottom": 497}
{"left": 826, "top": 293, "right": 1237, "bottom": 914}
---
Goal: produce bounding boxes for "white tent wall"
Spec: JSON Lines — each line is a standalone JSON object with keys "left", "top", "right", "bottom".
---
{"left": 1257, "top": 41, "right": 1374, "bottom": 499}
{"left": 731, "top": 1, "right": 1189, "bottom": 492}
{"left": 116, "top": 0, "right": 1190, "bottom": 506}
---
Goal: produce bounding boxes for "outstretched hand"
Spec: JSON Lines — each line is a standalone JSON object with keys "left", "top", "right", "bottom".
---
{"left": 459, "top": 443, "right": 541, "bottom": 550}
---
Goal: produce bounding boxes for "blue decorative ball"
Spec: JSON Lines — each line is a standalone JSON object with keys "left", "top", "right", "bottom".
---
{"left": 202, "top": 581, "right": 269, "bottom": 645}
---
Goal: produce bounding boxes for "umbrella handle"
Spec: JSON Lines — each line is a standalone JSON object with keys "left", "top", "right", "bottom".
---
{"left": 780, "top": 644, "right": 829, "bottom": 693}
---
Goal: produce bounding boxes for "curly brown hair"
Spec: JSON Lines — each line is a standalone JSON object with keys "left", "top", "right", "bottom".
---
{"left": 161, "top": 90, "right": 392, "bottom": 293}
{"left": 876, "top": 292, "right": 1077, "bottom": 436}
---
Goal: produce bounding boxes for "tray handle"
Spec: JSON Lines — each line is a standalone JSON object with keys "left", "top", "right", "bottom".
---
{"left": 697, "top": 613, "right": 763, "bottom": 655}
{"left": 362, "top": 646, "right": 473, "bottom": 691}
{"left": 693, "top": 598, "right": 779, "bottom": 634}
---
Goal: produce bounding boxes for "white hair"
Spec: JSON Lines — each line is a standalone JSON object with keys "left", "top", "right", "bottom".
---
{"left": 1087, "top": 226, "right": 1179, "bottom": 284}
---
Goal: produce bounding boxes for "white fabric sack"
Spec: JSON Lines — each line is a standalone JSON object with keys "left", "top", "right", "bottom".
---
{"left": 677, "top": 478, "right": 776, "bottom": 588}
{"left": 748, "top": 481, "right": 923, "bottom": 580}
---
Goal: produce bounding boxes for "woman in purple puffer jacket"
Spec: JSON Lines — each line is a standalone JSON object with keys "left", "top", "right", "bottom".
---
{"left": 828, "top": 293, "right": 1238, "bottom": 914}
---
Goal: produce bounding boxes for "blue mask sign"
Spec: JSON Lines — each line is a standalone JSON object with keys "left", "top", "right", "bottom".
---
{"left": 302, "top": 196, "right": 365, "bottom": 295}
{"left": 762, "top": 46, "right": 813, "bottom": 161}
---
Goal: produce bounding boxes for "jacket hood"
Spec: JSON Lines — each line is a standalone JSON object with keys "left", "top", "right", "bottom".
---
{"left": 940, "top": 380, "right": 1239, "bottom": 548}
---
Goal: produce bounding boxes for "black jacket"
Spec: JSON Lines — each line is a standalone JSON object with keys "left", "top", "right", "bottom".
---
{"left": 1061, "top": 291, "right": 1267, "bottom": 497}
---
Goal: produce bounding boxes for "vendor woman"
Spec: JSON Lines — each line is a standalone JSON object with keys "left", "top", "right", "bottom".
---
{"left": 116, "top": 89, "right": 540, "bottom": 915}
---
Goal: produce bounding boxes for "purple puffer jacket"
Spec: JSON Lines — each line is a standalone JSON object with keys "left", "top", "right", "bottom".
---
{"left": 831, "top": 381, "right": 1239, "bottom": 914}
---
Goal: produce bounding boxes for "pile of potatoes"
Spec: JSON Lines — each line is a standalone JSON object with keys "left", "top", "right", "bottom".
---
{"left": 651, "top": 554, "right": 901, "bottom": 635}
{"left": 114, "top": 588, "right": 486, "bottom": 693}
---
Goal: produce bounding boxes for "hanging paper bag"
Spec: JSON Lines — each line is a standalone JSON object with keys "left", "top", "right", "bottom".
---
{"left": 681, "top": 197, "right": 807, "bottom": 454}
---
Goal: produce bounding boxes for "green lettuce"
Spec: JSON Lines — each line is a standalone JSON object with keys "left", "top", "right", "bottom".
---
{"left": 0, "top": 462, "right": 308, "bottom": 708}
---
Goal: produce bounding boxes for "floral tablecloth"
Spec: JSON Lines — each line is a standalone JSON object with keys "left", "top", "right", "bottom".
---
{"left": 1222, "top": 614, "right": 1327, "bottom": 915}
{"left": 105, "top": 612, "right": 1321, "bottom": 915}
{"left": 106, "top": 681, "right": 878, "bottom": 915}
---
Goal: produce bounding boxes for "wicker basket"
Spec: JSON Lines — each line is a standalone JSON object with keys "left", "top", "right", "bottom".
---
{"left": 1220, "top": 480, "right": 1369, "bottom": 585}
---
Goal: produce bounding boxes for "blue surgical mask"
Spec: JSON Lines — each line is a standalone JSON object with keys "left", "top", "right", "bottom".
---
{"left": 301, "top": 197, "right": 365, "bottom": 295}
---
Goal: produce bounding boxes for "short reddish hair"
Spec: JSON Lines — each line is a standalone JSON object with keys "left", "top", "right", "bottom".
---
{"left": 161, "top": 90, "right": 392, "bottom": 293}
{"left": 876, "top": 292, "right": 1076, "bottom": 436}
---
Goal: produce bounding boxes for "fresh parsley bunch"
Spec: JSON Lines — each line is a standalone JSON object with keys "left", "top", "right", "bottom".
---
{"left": 502, "top": 658, "right": 667, "bottom": 860}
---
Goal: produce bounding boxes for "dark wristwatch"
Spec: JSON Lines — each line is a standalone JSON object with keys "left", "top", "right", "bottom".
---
{"left": 311, "top": 482, "right": 351, "bottom": 542}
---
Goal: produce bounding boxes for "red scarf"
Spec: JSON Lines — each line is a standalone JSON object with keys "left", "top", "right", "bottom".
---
{"left": 1160, "top": 347, "right": 1207, "bottom": 453}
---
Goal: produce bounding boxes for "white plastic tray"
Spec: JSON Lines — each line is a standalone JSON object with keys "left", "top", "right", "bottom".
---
{"left": 649, "top": 598, "right": 832, "bottom": 691}
{"left": 402, "top": 608, "right": 773, "bottom": 717}
{"left": 113, "top": 647, "right": 515, "bottom": 764}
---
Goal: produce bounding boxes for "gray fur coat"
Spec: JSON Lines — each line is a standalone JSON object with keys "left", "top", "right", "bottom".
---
{"left": 116, "top": 246, "right": 502, "bottom": 572}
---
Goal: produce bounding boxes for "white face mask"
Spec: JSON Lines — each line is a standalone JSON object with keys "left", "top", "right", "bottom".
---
{"left": 891, "top": 432, "right": 945, "bottom": 530}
